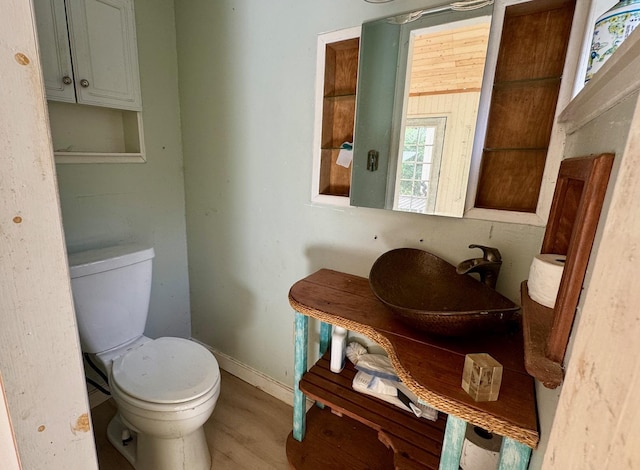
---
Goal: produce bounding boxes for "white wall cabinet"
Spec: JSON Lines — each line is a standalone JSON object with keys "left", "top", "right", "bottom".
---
{"left": 35, "top": 0, "right": 142, "bottom": 111}
{"left": 35, "top": 0, "right": 76, "bottom": 102}
{"left": 34, "top": 0, "right": 145, "bottom": 163}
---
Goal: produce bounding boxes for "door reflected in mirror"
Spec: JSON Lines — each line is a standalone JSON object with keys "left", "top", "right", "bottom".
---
{"left": 351, "top": 6, "right": 493, "bottom": 218}
{"left": 395, "top": 19, "right": 490, "bottom": 215}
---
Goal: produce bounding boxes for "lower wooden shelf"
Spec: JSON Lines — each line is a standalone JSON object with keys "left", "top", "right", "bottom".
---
{"left": 286, "top": 353, "right": 447, "bottom": 469}
{"left": 286, "top": 406, "right": 395, "bottom": 469}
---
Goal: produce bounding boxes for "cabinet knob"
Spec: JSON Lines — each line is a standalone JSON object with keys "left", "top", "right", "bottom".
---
{"left": 62, "top": 76, "right": 72, "bottom": 85}
{"left": 80, "top": 79, "right": 90, "bottom": 88}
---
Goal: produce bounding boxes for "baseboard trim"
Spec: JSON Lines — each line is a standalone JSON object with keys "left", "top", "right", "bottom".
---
{"left": 192, "top": 338, "right": 300, "bottom": 408}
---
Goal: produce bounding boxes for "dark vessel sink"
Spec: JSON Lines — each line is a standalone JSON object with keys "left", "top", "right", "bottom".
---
{"left": 369, "top": 248, "right": 519, "bottom": 336}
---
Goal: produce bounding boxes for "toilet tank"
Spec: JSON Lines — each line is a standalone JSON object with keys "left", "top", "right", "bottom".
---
{"left": 68, "top": 244, "right": 155, "bottom": 354}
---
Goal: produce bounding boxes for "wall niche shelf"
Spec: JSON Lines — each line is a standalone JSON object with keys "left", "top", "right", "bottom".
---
{"left": 475, "top": 0, "right": 576, "bottom": 212}
{"left": 320, "top": 38, "right": 358, "bottom": 197}
{"left": 48, "top": 101, "right": 145, "bottom": 164}
{"left": 312, "top": 27, "right": 360, "bottom": 205}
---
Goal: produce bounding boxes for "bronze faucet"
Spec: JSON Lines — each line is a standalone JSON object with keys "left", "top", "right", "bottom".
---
{"left": 456, "top": 244, "right": 502, "bottom": 289}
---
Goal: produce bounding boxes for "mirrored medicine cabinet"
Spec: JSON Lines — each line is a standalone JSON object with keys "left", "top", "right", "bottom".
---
{"left": 313, "top": 0, "right": 588, "bottom": 226}
{"left": 351, "top": 4, "right": 493, "bottom": 218}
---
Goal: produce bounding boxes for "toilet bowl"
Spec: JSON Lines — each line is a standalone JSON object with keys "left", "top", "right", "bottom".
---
{"left": 105, "top": 337, "right": 220, "bottom": 470}
{"left": 68, "top": 245, "right": 221, "bottom": 470}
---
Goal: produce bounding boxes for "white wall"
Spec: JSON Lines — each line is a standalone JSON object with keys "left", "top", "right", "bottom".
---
{"left": 55, "top": 0, "right": 191, "bottom": 339}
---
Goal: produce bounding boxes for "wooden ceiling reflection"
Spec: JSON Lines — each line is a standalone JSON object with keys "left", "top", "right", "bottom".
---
{"left": 409, "top": 22, "right": 490, "bottom": 96}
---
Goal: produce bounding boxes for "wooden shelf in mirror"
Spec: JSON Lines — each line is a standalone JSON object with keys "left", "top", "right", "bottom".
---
{"left": 475, "top": 0, "right": 576, "bottom": 212}
{"left": 493, "top": 0, "right": 576, "bottom": 83}
{"left": 324, "top": 38, "right": 359, "bottom": 97}
{"left": 318, "top": 37, "right": 359, "bottom": 198}
{"left": 321, "top": 95, "right": 356, "bottom": 149}
{"left": 319, "top": 149, "right": 351, "bottom": 196}
{"left": 476, "top": 149, "right": 548, "bottom": 212}
{"left": 522, "top": 153, "right": 614, "bottom": 388}
{"left": 484, "top": 80, "right": 562, "bottom": 150}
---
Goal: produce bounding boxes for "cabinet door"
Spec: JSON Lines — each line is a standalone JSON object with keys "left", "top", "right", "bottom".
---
{"left": 34, "top": 0, "right": 76, "bottom": 103}
{"left": 66, "top": 0, "right": 142, "bottom": 111}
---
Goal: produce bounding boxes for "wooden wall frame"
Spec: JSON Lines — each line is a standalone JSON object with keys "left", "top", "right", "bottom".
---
{"left": 522, "top": 153, "right": 614, "bottom": 387}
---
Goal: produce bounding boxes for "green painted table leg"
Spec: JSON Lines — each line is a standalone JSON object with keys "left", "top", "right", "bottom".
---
{"left": 319, "top": 321, "right": 331, "bottom": 355}
{"left": 439, "top": 414, "right": 466, "bottom": 470}
{"left": 498, "top": 437, "right": 532, "bottom": 470}
{"left": 293, "top": 311, "right": 308, "bottom": 442}
{"left": 316, "top": 321, "right": 332, "bottom": 410}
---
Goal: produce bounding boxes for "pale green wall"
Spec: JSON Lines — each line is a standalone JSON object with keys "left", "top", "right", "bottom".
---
{"left": 174, "top": 0, "right": 544, "bottom": 384}
{"left": 55, "top": 0, "right": 191, "bottom": 339}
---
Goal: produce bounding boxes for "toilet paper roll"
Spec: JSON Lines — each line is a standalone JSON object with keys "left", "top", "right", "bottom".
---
{"left": 460, "top": 425, "right": 502, "bottom": 470}
{"left": 528, "top": 253, "right": 567, "bottom": 308}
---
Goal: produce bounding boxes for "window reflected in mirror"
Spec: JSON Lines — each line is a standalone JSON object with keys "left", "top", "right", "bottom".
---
{"left": 394, "top": 19, "right": 490, "bottom": 216}
{"left": 395, "top": 118, "right": 445, "bottom": 214}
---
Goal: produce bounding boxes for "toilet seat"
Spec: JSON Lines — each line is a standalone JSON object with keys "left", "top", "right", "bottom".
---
{"left": 111, "top": 337, "right": 220, "bottom": 405}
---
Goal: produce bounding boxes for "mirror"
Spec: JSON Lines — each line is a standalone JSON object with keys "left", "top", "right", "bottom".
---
{"left": 351, "top": 4, "right": 493, "bottom": 217}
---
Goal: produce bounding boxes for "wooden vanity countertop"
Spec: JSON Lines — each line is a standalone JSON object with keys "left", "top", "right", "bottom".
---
{"left": 289, "top": 268, "right": 539, "bottom": 448}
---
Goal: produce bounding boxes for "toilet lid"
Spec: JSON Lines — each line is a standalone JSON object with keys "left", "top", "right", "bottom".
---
{"left": 111, "top": 337, "right": 219, "bottom": 404}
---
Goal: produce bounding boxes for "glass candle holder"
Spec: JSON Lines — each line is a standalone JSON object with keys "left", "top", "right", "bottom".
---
{"left": 461, "top": 353, "right": 503, "bottom": 402}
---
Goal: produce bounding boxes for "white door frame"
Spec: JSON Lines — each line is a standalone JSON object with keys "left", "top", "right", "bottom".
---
{"left": 0, "top": 0, "right": 98, "bottom": 467}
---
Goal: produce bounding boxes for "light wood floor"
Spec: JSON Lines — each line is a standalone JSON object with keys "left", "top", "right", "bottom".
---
{"left": 90, "top": 370, "right": 292, "bottom": 469}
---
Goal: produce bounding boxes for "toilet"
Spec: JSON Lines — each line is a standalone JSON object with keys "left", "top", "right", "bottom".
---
{"left": 68, "top": 244, "right": 220, "bottom": 470}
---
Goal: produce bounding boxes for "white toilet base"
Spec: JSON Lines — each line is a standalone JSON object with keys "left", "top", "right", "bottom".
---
{"left": 107, "top": 413, "right": 212, "bottom": 470}
{"left": 107, "top": 414, "right": 137, "bottom": 466}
